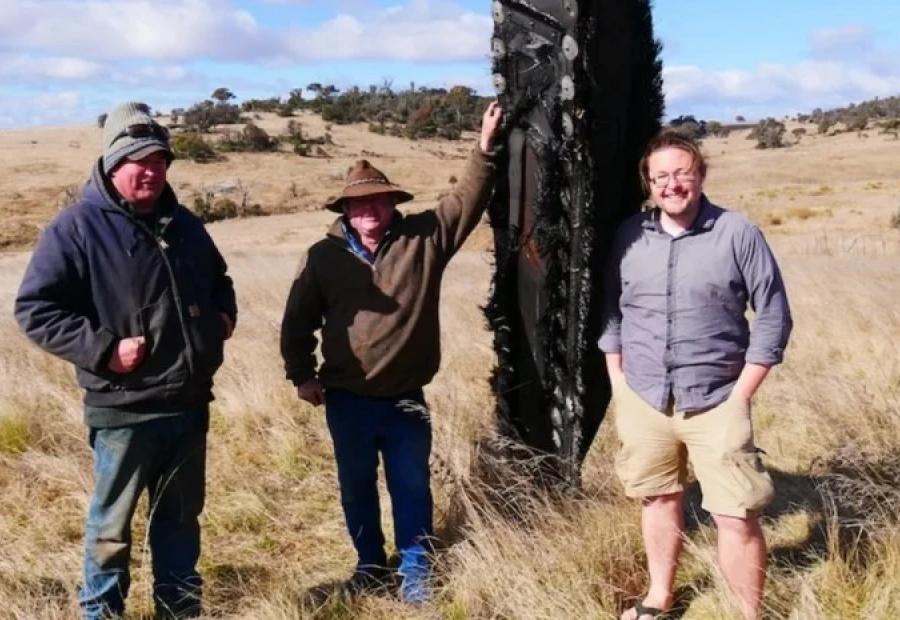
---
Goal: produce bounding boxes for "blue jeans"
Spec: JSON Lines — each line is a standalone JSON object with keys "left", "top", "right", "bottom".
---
{"left": 324, "top": 389, "right": 433, "bottom": 569}
{"left": 79, "top": 409, "right": 208, "bottom": 619}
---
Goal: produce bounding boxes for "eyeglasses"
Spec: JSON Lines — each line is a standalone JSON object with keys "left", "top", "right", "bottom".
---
{"left": 110, "top": 123, "right": 170, "bottom": 145}
{"left": 648, "top": 171, "right": 697, "bottom": 188}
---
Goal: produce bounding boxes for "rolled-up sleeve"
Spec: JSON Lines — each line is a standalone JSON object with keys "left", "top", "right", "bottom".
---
{"left": 597, "top": 231, "right": 625, "bottom": 354}
{"left": 739, "top": 225, "right": 792, "bottom": 365}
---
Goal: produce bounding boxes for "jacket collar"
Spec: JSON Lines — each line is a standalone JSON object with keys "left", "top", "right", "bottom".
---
{"left": 326, "top": 210, "right": 402, "bottom": 241}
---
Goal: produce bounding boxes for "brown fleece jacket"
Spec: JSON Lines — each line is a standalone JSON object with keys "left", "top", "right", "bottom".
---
{"left": 280, "top": 148, "right": 496, "bottom": 397}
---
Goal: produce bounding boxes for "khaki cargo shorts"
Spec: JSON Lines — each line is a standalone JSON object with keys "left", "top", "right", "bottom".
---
{"left": 611, "top": 376, "right": 774, "bottom": 518}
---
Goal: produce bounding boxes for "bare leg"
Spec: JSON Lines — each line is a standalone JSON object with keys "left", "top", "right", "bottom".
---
{"left": 711, "top": 513, "right": 766, "bottom": 620}
{"left": 621, "top": 492, "right": 684, "bottom": 620}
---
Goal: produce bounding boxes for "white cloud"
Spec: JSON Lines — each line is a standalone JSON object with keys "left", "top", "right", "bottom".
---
{"left": 0, "top": 0, "right": 489, "bottom": 64}
{"left": 286, "top": 4, "right": 492, "bottom": 62}
{"left": 0, "top": 90, "right": 86, "bottom": 128}
{"left": 0, "top": 54, "right": 103, "bottom": 81}
{"left": 0, "top": 0, "right": 275, "bottom": 62}
{"left": 663, "top": 59, "right": 900, "bottom": 120}
{"left": 0, "top": 51, "right": 209, "bottom": 92}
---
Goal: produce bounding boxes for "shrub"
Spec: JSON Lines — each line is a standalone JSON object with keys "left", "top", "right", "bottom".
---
{"left": 283, "top": 120, "right": 328, "bottom": 157}
{"left": 241, "top": 98, "right": 281, "bottom": 113}
{"left": 191, "top": 185, "right": 266, "bottom": 222}
{"left": 750, "top": 118, "right": 786, "bottom": 149}
{"left": 182, "top": 100, "right": 241, "bottom": 132}
{"left": 244, "top": 123, "right": 278, "bottom": 152}
{"left": 705, "top": 121, "right": 730, "bottom": 138}
{"left": 218, "top": 124, "right": 279, "bottom": 153}
{"left": 817, "top": 118, "right": 835, "bottom": 135}
{"left": 845, "top": 113, "right": 869, "bottom": 133}
{"left": 192, "top": 193, "right": 237, "bottom": 222}
{"left": 668, "top": 115, "right": 706, "bottom": 140}
{"left": 171, "top": 133, "right": 218, "bottom": 163}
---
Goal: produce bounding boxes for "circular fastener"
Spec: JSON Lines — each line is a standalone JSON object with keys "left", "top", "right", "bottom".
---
{"left": 492, "top": 0, "right": 505, "bottom": 23}
{"left": 493, "top": 73, "right": 507, "bottom": 94}
{"left": 550, "top": 408, "right": 563, "bottom": 429}
{"left": 560, "top": 75, "right": 575, "bottom": 101}
{"left": 562, "top": 112, "right": 574, "bottom": 137}
{"left": 491, "top": 38, "right": 506, "bottom": 58}
{"left": 563, "top": 0, "right": 577, "bottom": 18}
{"left": 552, "top": 430, "right": 562, "bottom": 449}
{"left": 562, "top": 34, "right": 579, "bottom": 61}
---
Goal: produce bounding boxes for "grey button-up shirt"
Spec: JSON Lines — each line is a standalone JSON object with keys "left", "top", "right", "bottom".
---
{"left": 598, "top": 196, "right": 792, "bottom": 412}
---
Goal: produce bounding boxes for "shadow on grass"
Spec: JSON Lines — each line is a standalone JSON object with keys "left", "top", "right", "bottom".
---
{"left": 667, "top": 450, "right": 900, "bottom": 617}
{"left": 294, "top": 559, "right": 402, "bottom": 619}
{"left": 434, "top": 434, "right": 900, "bottom": 619}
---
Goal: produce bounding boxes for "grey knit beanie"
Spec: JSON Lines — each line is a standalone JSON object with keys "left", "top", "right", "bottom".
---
{"left": 102, "top": 102, "right": 173, "bottom": 172}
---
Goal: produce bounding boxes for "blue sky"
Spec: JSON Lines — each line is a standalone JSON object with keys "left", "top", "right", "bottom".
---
{"left": 1, "top": 0, "right": 898, "bottom": 128}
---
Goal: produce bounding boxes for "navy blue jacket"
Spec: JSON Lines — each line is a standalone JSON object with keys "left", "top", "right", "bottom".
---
{"left": 15, "top": 160, "right": 237, "bottom": 412}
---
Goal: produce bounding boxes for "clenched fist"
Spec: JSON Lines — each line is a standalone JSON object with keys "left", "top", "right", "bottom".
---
{"left": 108, "top": 336, "right": 146, "bottom": 373}
{"left": 296, "top": 378, "right": 324, "bottom": 407}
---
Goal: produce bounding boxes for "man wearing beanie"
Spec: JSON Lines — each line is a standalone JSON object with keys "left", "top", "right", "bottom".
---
{"left": 15, "top": 102, "right": 237, "bottom": 619}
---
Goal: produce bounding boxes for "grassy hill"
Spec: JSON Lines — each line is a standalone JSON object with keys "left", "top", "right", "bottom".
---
{"left": 0, "top": 116, "right": 898, "bottom": 618}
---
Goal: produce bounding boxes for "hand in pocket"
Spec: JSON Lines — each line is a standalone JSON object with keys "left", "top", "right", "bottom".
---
{"left": 108, "top": 337, "right": 147, "bottom": 373}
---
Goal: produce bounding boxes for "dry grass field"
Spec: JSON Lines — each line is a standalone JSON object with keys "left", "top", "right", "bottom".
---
{"left": 0, "top": 116, "right": 898, "bottom": 619}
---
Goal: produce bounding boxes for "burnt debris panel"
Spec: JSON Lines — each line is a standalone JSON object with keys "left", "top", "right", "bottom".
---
{"left": 486, "top": 0, "right": 664, "bottom": 485}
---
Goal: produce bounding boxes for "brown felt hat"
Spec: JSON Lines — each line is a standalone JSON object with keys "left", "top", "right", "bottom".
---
{"left": 324, "top": 160, "right": 414, "bottom": 212}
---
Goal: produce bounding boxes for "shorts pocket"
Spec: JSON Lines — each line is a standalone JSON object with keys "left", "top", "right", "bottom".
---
{"left": 723, "top": 450, "right": 774, "bottom": 513}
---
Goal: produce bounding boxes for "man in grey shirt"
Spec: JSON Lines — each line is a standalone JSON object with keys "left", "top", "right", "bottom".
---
{"left": 599, "top": 130, "right": 791, "bottom": 620}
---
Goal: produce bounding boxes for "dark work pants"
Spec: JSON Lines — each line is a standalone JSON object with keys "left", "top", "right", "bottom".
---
{"left": 79, "top": 409, "right": 208, "bottom": 619}
{"left": 324, "top": 388, "right": 433, "bottom": 570}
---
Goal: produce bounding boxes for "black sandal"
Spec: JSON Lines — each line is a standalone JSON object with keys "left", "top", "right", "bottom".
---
{"left": 629, "top": 600, "right": 669, "bottom": 619}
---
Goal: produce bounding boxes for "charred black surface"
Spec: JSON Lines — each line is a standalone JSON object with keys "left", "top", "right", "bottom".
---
{"left": 486, "top": 0, "right": 664, "bottom": 485}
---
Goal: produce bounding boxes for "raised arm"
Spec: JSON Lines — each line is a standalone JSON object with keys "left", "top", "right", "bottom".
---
{"left": 433, "top": 102, "right": 503, "bottom": 257}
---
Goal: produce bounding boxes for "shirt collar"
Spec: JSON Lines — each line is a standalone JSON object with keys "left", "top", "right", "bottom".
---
{"left": 340, "top": 211, "right": 401, "bottom": 263}
{"left": 642, "top": 194, "right": 717, "bottom": 235}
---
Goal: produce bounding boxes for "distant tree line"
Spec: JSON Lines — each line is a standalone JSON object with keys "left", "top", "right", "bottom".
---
{"left": 165, "top": 83, "right": 492, "bottom": 158}
{"left": 799, "top": 95, "right": 900, "bottom": 136}
{"left": 239, "top": 81, "right": 491, "bottom": 140}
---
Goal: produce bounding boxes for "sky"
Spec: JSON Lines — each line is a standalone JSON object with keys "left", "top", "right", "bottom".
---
{"left": 1, "top": 0, "right": 898, "bottom": 128}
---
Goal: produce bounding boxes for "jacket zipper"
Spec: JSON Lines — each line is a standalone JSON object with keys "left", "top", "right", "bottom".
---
{"left": 133, "top": 213, "right": 197, "bottom": 378}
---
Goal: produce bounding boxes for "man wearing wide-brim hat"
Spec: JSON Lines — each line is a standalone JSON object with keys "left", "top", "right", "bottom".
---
{"left": 281, "top": 102, "right": 503, "bottom": 603}
{"left": 15, "top": 102, "right": 236, "bottom": 618}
